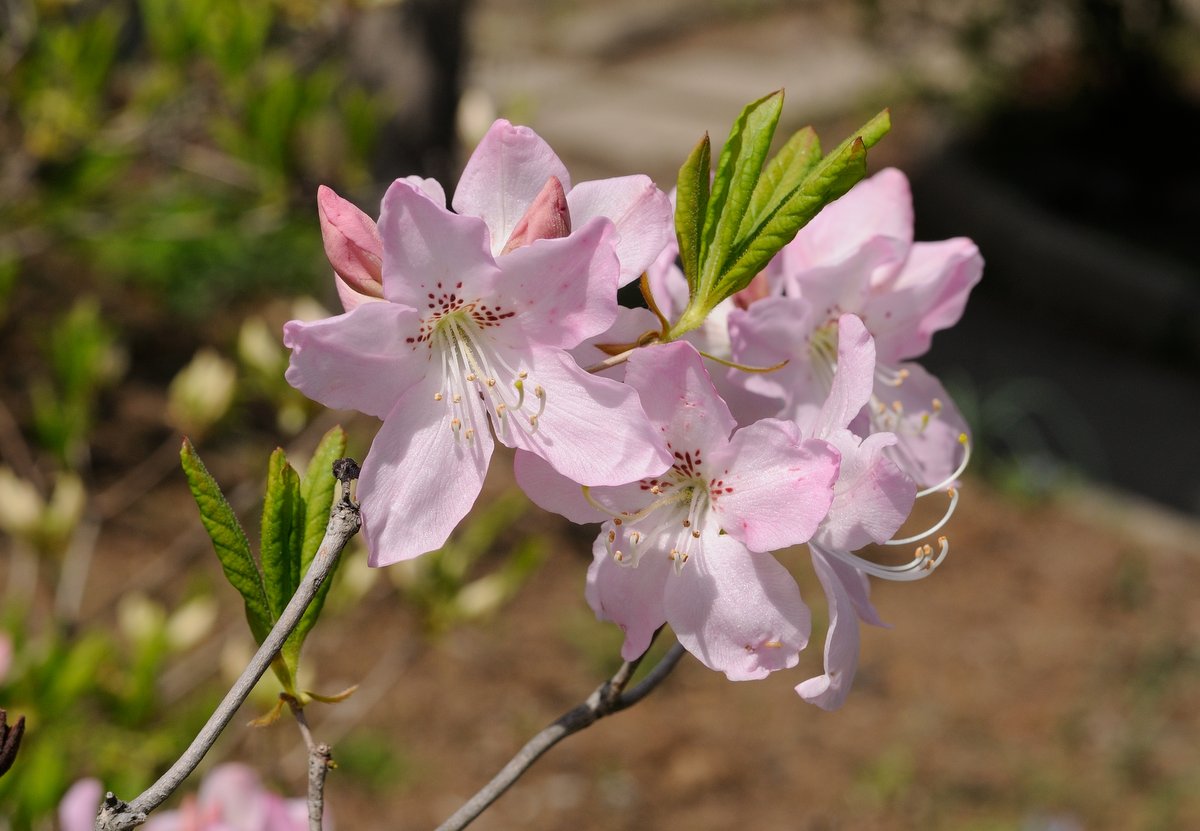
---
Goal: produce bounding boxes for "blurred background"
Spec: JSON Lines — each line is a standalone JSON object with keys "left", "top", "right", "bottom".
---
{"left": 1, "top": 0, "right": 1199, "bottom": 829}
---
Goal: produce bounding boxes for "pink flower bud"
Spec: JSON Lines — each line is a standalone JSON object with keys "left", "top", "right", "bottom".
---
{"left": 500, "top": 176, "right": 571, "bottom": 254}
{"left": 317, "top": 185, "right": 384, "bottom": 308}
{"left": 732, "top": 271, "right": 769, "bottom": 309}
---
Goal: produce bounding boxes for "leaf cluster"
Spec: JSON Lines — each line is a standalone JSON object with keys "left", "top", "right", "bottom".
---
{"left": 180, "top": 425, "right": 346, "bottom": 700}
{"left": 670, "top": 90, "right": 890, "bottom": 337}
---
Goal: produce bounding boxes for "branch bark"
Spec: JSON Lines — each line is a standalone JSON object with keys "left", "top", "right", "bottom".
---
{"left": 94, "top": 466, "right": 361, "bottom": 831}
{"left": 434, "top": 641, "right": 688, "bottom": 831}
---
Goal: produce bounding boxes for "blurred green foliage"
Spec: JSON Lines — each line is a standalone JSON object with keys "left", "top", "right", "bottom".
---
{"left": 0, "top": 0, "right": 388, "bottom": 315}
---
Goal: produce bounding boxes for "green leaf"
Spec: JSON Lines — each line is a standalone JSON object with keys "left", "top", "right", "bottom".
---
{"left": 738, "top": 125, "right": 821, "bottom": 242}
{"left": 716, "top": 110, "right": 891, "bottom": 298}
{"left": 674, "top": 133, "right": 711, "bottom": 288}
{"left": 281, "top": 425, "right": 347, "bottom": 675}
{"left": 260, "top": 447, "right": 304, "bottom": 625}
{"left": 696, "top": 90, "right": 784, "bottom": 297}
{"left": 181, "top": 438, "right": 271, "bottom": 644}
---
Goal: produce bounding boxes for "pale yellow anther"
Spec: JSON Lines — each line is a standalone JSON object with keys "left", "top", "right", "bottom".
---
{"left": 466, "top": 373, "right": 477, "bottom": 382}
{"left": 486, "top": 378, "right": 496, "bottom": 387}
{"left": 517, "top": 370, "right": 528, "bottom": 380}
{"left": 465, "top": 428, "right": 475, "bottom": 440}
{"left": 452, "top": 394, "right": 462, "bottom": 404}
{"left": 681, "top": 519, "right": 691, "bottom": 528}
{"left": 434, "top": 392, "right": 444, "bottom": 401}
{"left": 691, "top": 530, "right": 701, "bottom": 539}
{"left": 528, "top": 414, "right": 539, "bottom": 429}
{"left": 764, "top": 640, "right": 783, "bottom": 649}
{"left": 892, "top": 400, "right": 904, "bottom": 414}
{"left": 607, "top": 530, "right": 616, "bottom": 543}
{"left": 932, "top": 397, "right": 944, "bottom": 413}
{"left": 534, "top": 385, "right": 545, "bottom": 398}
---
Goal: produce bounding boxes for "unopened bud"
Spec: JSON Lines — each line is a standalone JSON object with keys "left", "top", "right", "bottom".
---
{"left": 500, "top": 176, "right": 571, "bottom": 254}
{"left": 317, "top": 185, "right": 384, "bottom": 310}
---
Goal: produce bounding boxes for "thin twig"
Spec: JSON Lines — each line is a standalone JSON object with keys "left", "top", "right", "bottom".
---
{"left": 94, "top": 464, "right": 361, "bottom": 831}
{"left": 287, "top": 699, "right": 331, "bottom": 831}
{"left": 434, "top": 641, "right": 688, "bottom": 831}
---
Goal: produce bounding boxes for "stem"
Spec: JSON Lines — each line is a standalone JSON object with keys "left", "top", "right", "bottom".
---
{"left": 94, "top": 468, "right": 361, "bottom": 831}
{"left": 582, "top": 347, "right": 636, "bottom": 375}
{"left": 434, "top": 641, "right": 688, "bottom": 831}
{"left": 287, "top": 699, "right": 331, "bottom": 831}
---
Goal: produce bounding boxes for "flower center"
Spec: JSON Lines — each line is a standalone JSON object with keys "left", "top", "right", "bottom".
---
{"left": 593, "top": 441, "right": 735, "bottom": 573}
{"left": 426, "top": 304, "right": 546, "bottom": 444}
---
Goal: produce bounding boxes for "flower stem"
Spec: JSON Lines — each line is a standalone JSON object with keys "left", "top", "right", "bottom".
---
{"left": 434, "top": 640, "right": 688, "bottom": 831}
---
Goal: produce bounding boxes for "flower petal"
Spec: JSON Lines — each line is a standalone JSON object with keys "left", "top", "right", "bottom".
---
{"left": 862, "top": 237, "right": 983, "bottom": 364}
{"left": 378, "top": 180, "right": 500, "bottom": 309}
{"left": 567, "top": 175, "right": 673, "bottom": 286}
{"left": 513, "top": 448, "right": 606, "bottom": 524}
{"left": 665, "top": 532, "right": 809, "bottom": 681}
{"left": 809, "top": 313, "right": 876, "bottom": 439}
{"left": 624, "top": 341, "right": 737, "bottom": 455}
{"left": 58, "top": 779, "right": 103, "bottom": 831}
{"left": 586, "top": 525, "right": 671, "bottom": 661}
{"left": 783, "top": 167, "right": 913, "bottom": 284}
{"left": 708, "top": 420, "right": 840, "bottom": 552}
{"left": 872, "top": 363, "right": 969, "bottom": 488}
{"left": 815, "top": 429, "right": 916, "bottom": 552}
{"left": 452, "top": 119, "right": 572, "bottom": 256}
{"left": 283, "top": 303, "right": 429, "bottom": 419}
{"left": 497, "top": 347, "right": 670, "bottom": 486}
{"left": 359, "top": 372, "right": 493, "bottom": 565}
{"left": 495, "top": 216, "right": 620, "bottom": 349}
{"left": 795, "top": 546, "right": 862, "bottom": 710}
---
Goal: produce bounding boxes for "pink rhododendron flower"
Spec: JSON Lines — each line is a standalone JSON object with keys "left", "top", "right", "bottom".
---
{"left": 518, "top": 341, "right": 840, "bottom": 679}
{"left": 286, "top": 123, "right": 676, "bottom": 566}
{"left": 58, "top": 766, "right": 311, "bottom": 831}
{"left": 702, "top": 168, "right": 982, "bottom": 487}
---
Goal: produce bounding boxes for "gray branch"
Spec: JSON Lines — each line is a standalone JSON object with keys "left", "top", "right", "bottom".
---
{"left": 95, "top": 467, "right": 362, "bottom": 831}
{"left": 434, "top": 641, "right": 688, "bottom": 831}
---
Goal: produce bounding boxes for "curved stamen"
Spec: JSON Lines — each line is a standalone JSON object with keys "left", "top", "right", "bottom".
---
{"left": 875, "top": 364, "right": 910, "bottom": 387}
{"left": 581, "top": 484, "right": 690, "bottom": 524}
{"left": 884, "top": 487, "right": 958, "bottom": 546}
{"left": 819, "top": 536, "right": 949, "bottom": 582}
{"left": 915, "top": 433, "right": 971, "bottom": 498}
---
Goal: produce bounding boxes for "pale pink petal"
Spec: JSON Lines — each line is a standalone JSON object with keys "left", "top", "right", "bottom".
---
{"left": 784, "top": 167, "right": 913, "bottom": 283}
{"left": 495, "top": 217, "right": 620, "bottom": 349}
{"left": 513, "top": 449, "right": 606, "bottom": 524}
{"left": 497, "top": 347, "right": 670, "bottom": 486}
{"left": 645, "top": 241, "right": 687, "bottom": 320}
{"left": 726, "top": 295, "right": 819, "bottom": 419}
{"left": 825, "top": 553, "right": 887, "bottom": 627}
{"left": 623, "top": 341, "right": 736, "bottom": 454}
{"left": 795, "top": 546, "right": 862, "bottom": 710}
{"left": 401, "top": 175, "right": 446, "bottom": 206}
{"left": 707, "top": 420, "right": 839, "bottom": 552}
{"left": 377, "top": 180, "right": 500, "bottom": 309}
{"left": 873, "top": 363, "right": 969, "bottom": 488}
{"left": 359, "top": 373, "right": 493, "bottom": 565}
{"left": 317, "top": 185, "right": 383, "bottom": 302}
{"left": 283, "top": 303, "right": 428, "bottom": 419}
{"left": 665, "top": 533, "right": 809, "bottom": 681}
{"left": 779, "top": 236, "right": 898, "bottom": 326}
{"left": 861, "top": 237, "right": 983, "bottom": 363}
{"left": 198, "top": 763, "right": 268, "bottom": 831}
{"left": 58, "top": 779, "right": 103, "bottom": 831}
{"left": 452, "top": 119, "right": 572, "bottom": 255}
{"left": 567, "top": 176, "right": 673, "bottom": 286}
{"left": 809, "top": 313, "right": 876, "bottom": 439}
{"left": 815, "top": 430, "right": 916, "bottom": 552}
{"left": 586, "top": 527, "right": 671, "bottom": 661}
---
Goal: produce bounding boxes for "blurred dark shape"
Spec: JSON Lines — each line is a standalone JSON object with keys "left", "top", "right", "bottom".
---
{"left": 0, "top": 709, "right": 25, "bottom": 778}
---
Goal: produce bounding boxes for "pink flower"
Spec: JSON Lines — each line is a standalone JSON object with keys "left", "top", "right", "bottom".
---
{"left": 518, "top": 341, "right": 840, "bottom": 679}
{"left": 58, "top": 766, "right": 312, "bottom": 831}
{"left": 722, "top": 168, "right": 981, "bottom": 487}
{"left": 286, "top": 124, "right": 675, "bottom": 566}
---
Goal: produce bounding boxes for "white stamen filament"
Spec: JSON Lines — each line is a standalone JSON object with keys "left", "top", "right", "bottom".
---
{"left": 884, "top": 487, "right": 959, "bottom": 545}
{"left": 432, "top": 312, "right": 549, "bottom": 442}
{"left": 819, "top": 536, "right": 950, "bottom": 582}
{"left": 915, "top": 433, "right": 972, "bottom": 498}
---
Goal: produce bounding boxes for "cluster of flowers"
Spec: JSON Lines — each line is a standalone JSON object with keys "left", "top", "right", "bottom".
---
{"left": 285, "top": 120, "right": 981, "bottom": 710}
